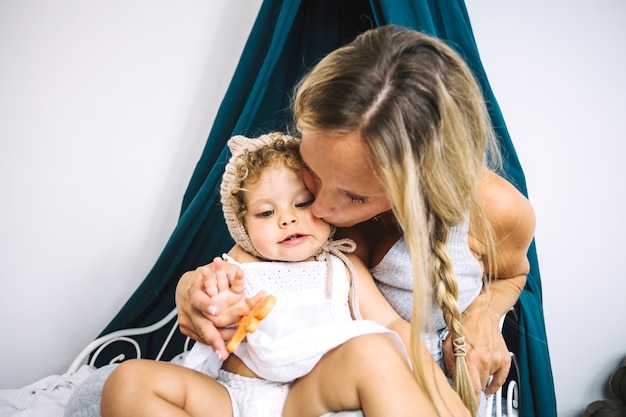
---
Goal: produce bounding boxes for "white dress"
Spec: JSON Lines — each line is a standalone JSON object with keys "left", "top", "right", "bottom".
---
{"left": 183, "top": 253, "right": 405, "bottom": 382}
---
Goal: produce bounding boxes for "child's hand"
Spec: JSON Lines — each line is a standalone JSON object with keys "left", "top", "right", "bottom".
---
{"left": 203, "top": 257, "right": 248, "bottom": 320}
{"left": 200, "top": 256, "right": 268, "bottom": 360}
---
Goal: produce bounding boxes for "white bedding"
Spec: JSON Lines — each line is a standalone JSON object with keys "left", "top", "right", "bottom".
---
{"left": 0, "top": 365, "right": 96, "bottom": 417}
{"left": 0, "top": 353, "right": 188, "bottom": 417}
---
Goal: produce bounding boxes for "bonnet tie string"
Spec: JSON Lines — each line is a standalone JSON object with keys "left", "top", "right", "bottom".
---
{"left": 314, "top": 238, "right": 362, "bottom": 320}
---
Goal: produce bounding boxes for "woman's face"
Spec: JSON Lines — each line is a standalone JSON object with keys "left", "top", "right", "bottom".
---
{"left": 299, "top": 130, "right": 391, "bottom": 228}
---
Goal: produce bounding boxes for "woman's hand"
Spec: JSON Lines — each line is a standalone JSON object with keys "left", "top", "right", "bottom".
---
{"left": 175, "top": 256, "right": 263, "bottom": 360}
{"left": 441, "top": 299, "right": 513, "bottom": 398}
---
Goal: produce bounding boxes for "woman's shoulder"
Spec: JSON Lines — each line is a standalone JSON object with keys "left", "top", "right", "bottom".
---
{"left": 478, "top": 169, "right": 536, "bottom": 235}
{"left": 476, "top": 169, "right": 536, "bottom": 277}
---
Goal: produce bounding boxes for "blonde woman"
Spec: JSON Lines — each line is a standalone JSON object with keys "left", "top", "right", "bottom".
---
{"left": 177, "top": 25, "right": 535, "bottom": 416}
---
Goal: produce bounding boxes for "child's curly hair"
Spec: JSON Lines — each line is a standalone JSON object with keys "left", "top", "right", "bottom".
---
{"left": 231, "top": 133, "right": 302, "bottom": 222}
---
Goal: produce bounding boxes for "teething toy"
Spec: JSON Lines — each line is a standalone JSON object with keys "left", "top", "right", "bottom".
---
{"left": 225, "top": 294, "right": 276, "bottom": 353}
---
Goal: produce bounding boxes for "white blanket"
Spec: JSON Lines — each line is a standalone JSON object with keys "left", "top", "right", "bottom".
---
{"left": 0, "top": 365, "right": 96, "bottom": 417}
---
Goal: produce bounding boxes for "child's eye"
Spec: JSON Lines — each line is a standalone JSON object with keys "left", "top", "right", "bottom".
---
{"left": 295, "top": 200, "right": 314, "bottom": 209}
{"left": 256, "top": 210, "right": 274, "bottom": 218}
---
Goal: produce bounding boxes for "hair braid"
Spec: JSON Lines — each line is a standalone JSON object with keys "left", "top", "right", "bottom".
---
{"left": 430, "top": 222, "right": 478, "bottom": 415}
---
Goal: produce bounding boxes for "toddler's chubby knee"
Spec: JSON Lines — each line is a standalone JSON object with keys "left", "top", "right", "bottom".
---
{"left": 105, "top": 359, "right": 144, "bottom": 386}
{"left": 101, "top": 360, "right": 144, "bottom": 416}
{"left": 340, "top": 334, "right": 404, "bottom": 364}
{"left": 102, "top": 360, "right": 148, "bottom": 404}
{"left": 326, "top": 334, "right": 410, "bottom": 385}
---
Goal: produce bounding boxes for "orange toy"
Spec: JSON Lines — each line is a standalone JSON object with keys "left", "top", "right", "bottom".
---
{"left": 225, "top": 294, "right": 277, "bottom": 353}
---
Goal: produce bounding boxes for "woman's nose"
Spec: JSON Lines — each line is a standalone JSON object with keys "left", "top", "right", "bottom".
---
{"left": 310, "top": 193, "right": 332, "bottom": 219}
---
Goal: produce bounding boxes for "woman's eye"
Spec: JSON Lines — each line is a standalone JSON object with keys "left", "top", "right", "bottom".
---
{"left": 347, "top": 193, "right": 369, "bottom": 204}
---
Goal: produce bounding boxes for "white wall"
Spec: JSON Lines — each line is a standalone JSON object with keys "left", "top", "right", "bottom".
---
{"left": 0, "top": 0, "right": 263, "bottom": 388}
{"left": 466, "top": 1, "right": 626, "bottom": 416}
{"left": 1, "top": 1, "right": 625, "bottom": 416}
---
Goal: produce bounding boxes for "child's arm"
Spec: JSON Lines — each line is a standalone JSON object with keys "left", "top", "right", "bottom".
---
{"left": 346, "top": 253, "right": 412, "bottom": 345}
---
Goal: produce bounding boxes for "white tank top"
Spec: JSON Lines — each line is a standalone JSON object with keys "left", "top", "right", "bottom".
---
{"left": 370, "top": 215, "right": 482, "bottom": 332}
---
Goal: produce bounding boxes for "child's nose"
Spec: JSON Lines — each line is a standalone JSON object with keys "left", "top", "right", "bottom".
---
{"left": 280, "top": 213, "right": 298, "bottom": 227}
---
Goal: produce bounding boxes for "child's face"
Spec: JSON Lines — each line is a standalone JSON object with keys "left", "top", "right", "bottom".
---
{"left": 243, "top": 164, "right": 332, "bottom": 262}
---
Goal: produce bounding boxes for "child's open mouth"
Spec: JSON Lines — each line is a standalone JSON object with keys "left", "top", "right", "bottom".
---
{"left": 281, "top": 234, "right": 306, "bottom": 243}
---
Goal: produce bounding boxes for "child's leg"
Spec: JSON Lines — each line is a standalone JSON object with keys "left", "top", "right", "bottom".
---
{"left": 283, "top": 333, "right": 437, "bottom": 417}
{"left": 101, "top": 359, "right": 233, "bottom": 417}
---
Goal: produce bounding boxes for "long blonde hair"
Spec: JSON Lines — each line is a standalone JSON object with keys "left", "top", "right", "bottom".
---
{"left": 293, "top": 25, "right": 500, "bottom": 415}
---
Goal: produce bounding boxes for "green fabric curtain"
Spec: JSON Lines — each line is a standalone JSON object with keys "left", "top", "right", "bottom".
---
{"left": 98, "top": 0, "right": 556, "bottom": 415}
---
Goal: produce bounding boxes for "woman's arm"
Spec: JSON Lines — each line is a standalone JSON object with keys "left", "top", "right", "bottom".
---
{"left": 445, "top": 168, "right": 536, "bottom": 396}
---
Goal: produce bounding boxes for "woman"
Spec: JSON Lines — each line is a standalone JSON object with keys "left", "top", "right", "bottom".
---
{"left": 176, "top": 25, "right": 535, "bottom": 416}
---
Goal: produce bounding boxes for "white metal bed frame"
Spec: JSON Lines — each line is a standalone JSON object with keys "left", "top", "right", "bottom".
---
{"left": 67, "top": 308, "right": 519, "bottom": 417}
{"left": 67, "top": 308, "right": 192, "bottom": 374}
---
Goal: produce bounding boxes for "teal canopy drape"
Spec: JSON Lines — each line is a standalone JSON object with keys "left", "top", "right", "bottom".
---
{"left": 98, "top": 1, "right": 556, "bottom": 415}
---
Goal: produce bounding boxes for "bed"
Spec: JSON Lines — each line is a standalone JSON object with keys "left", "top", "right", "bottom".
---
{"left": 0, "top": 307, "right": 520, "bottom": 417}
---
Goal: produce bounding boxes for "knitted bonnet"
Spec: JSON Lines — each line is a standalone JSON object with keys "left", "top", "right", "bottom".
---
{"left": 220, "top": 133, "right": 300, "bottom": 259}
